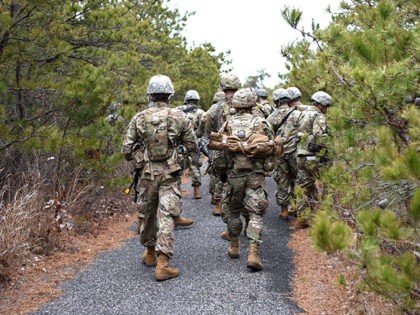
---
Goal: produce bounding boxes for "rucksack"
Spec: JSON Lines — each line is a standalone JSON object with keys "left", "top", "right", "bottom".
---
{"left": 143, "top": 108, "right": 172, "bottom": 162}
{"left": 228, "top": 115, "right": 259, "bottom": 141}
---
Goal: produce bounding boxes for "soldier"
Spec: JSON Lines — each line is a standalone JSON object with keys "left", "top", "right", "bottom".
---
{"left": 122, "top": 74, "right": 197, "bottom": 281}
{"left": 267, "top": 88, "right": 301, "bottom": 219}
{"left": 287, "top": 86, "right": 316, "bottom": 111}
{"left": 204, "top": 91, "right": 225, "bottom": 204}
{"left": 253, "top": 88, "right": 273, "bottom": 118}
{"left": 213, "top": 91, "right": 226, "bottom": 104}
{"left": 294, "top": 91, "right": 333, "bottom": 229}
{"left": 204, "top": 73, "right": 241, "bottom": 216}
{"left": 217, "top": 88, "right": 274, "bottom": 271}
{"left": 104, "top": 101, "right": 124, "bottom": 126}
{"left": 177, "top": 90, "right": 205, "bottom": 199}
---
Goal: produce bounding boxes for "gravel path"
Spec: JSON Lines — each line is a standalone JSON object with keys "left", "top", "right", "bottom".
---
{"left": 34, "top": 174, "right": 301, "bottom": 315}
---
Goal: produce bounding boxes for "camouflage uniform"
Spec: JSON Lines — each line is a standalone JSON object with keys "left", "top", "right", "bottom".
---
{"left": 253, "top": 89, "right": 273, "bottom": 118}
{"left": 177, "top": 103, "right": 204, "bottom": 187}
{"left": 217, "top": 88, "right": 273, "bottom": 271}
{"left": 266, "top": 89, "right": 300, "bottom": 215}
{"left": 253, "top": 99, "right": 273, "bottom": 118}
{"left": 203, "top": 92, "right": 225, "bottom": 203}
{"left": 104, "top": 102, "right": 124, "bottom": 126}
{"left": 220, "top": 115, "right": 273, "bottom": 243}
{"left": 204, "top": 100, "right": 234, "bottom": 202}
{"left": 204, "top": 75, "right": 241, "bottom": 208}
{"left": 295, "top": 91, "right": 332, "bottom": 221}
{"left": 122, "top": 79, "right": 197, "bottom": 259}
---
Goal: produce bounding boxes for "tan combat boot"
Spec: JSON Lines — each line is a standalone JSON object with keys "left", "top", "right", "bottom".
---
{"left": 142, "top": 246, "right": 156, "bottom": 267}
{"left": 279, "top": 206, "right": 289, "bottom": 220}
{"left": 174, "top": 216, "right": 193, "bottom": 227}
{"left": 220, "top": 230, "right": 230, "bottom": 241}
{"left": 193, "top": 186, "right": 202, "bottom": 199}
{"left": 212, "top": 200, "right": 222, "bottom": 216}
{"left": 228, "top": 238, "right": 240, "bottom": 259}
{"left": 247, "top": 243, "right": 263, "bottom": 271}
{"left": 154, "top": 252, "right": 180, "bottom": 281}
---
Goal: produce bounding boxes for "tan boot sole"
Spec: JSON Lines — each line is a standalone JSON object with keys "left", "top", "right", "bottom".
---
{"left": 247, "top": 261, "right": 263, "bottom": 271}
{"left": 228, "top": 249, "right": 239, "bottom": 259}
{"left": 155, "top": 270, "right": 180, "bottom": 281}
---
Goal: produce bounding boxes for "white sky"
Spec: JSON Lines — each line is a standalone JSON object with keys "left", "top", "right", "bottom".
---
{"left": 169, "top": 0, "right": 342, "bottom": 88}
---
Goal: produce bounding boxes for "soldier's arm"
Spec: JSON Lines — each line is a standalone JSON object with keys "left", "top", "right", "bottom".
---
{"left": 308, "top": 114, "right": 330, "bottom": 152}
{"left": 195, "top": 111, "right": 205, "bottom": 138}
{"left": 180, "top": 114, "right": 198, "bottom": 155}
{"left": 261, "top": 120, "right": 275, "bottom": 140}
{"left": 312, "top": 114, "right": 328, "bottom": 138}
{"left": 121, "top": 113, "right": 142, "bottom": 161}
{"left": 266, "top": 112, "right": 279, "bottom": 133}
{"left": 203, "top": 106, "right": 216, "bottom": 139}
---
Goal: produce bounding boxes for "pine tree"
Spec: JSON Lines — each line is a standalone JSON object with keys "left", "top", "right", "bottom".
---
{"left": 281, "top": 1, "right": 419, "bottom": 312}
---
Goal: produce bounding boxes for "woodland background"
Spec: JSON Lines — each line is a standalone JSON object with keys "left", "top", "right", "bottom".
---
{"left": 0, "top": 0, "right": 418, "bottom": 313}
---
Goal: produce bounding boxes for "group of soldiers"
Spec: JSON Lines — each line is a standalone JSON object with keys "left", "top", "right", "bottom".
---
{"left": 121, "top": 73, "right": 332, "bottom": 281}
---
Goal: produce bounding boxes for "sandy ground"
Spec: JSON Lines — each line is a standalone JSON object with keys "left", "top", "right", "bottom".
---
{"left": 289, "top": 229, "right": 396, "bottom": 315}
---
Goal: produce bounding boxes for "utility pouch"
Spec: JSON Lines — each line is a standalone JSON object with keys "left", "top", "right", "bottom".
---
{"left": 233, "top": 155, "right": 253, "bottom": 171}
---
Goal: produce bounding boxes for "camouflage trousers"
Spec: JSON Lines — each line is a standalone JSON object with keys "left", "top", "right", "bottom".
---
{"left": 272, "top": 152, "right": 298, "bottom": 208}
{"left": 208, "top": 165, "right": 224, "bottom": 201}
{"left": 223, "top": 172, "right": 268, "bottom": 244}
{"left": 136, "top": 174, "right": 182, "bottom": 258}
{"left": 296, "top": 156, "right": 320, "bottom": 216}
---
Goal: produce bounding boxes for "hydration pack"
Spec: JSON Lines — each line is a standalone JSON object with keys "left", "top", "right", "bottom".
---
{"left": 144, "top": 108, "right": 172, "bottom": 162}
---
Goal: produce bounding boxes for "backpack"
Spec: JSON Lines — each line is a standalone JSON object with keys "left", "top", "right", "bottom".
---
{"left": 228, "top": 115, "right": 259, "bottom": 141}
{"left": 143, "top": 108, "right": 172, "bottom": 162}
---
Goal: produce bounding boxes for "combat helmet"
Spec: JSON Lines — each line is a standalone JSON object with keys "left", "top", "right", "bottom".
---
{"left": 213, "top": 91, "right": 225, "bottom": 103}
{"left": 256, "top": 88, "right": 268, "bottom": 98}
{"left": 287, "top": 87, "right": 302, "bottom": 101}
{"left": 220, "top": 73, "right": 241, "bottom": 91}
{"left": 231, "top": 88, "right": 257, "bottom": 109}
{"left": 108, "top": 101, "right": 120, "bottom": 113}
{"left": 184, "top": 90, "right": 200, "bottom": 102}
{"left": 273, "top": 88, "right": 290, "bottom": 104}
{"left": 311, "top": 91, "right": 333, "bottom": 107}
{"left": 147, "top": 74, "right": 175, "bottom": 95}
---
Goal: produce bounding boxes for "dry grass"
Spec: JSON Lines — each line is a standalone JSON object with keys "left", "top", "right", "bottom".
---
{"left": 0, "top": 182, "right": 57, "bottom": 282}
{"left": 0, "top": 213, "right": 136, "bottom": 315}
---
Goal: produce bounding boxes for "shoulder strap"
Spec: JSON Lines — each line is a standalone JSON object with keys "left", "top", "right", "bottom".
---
{"left": 278, "top": 108, "right": 295, "bottom": 130}
{"left": 215, "top": 100, "right": 224, "bottom": 132}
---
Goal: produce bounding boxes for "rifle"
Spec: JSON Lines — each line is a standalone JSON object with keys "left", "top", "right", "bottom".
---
{"left": 124, "top": 168, "right": 140, "bottom": 202}
{"left": 197, "top": 138, "right": 210, "bottom": 158}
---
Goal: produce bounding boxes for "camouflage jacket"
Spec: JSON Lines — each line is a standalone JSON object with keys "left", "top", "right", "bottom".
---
{"left": 219, "top": 112, "right": 274, "bottom": 175}
{"left": 252, "top": 100, "right": 273, "bottom": 119}
{"left": 176, "top": 104, "right": 205, "bottom": 132}
{"left": 196, "top": 111, "right": 207, "bottom": 139}
{"left": 203, "top": 100, "right": 234, "bottom": 138}
{"left": 293, "top": 107, "right": 329, "bottom": 156}
{"left": 122, "top": 101, "right": 197, "bottom": 177}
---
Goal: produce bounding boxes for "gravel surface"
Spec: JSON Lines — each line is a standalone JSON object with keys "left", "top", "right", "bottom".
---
{"left": 34, "top": 174, "right": 301, "bottom": 315}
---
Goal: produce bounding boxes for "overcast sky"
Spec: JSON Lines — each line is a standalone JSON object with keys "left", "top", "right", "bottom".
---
{"left": 169, "top": 0, "right": 342, "bottom": 88}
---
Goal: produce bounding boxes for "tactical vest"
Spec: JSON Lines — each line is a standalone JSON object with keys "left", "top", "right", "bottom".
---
{"left": 297, "top": 110, "right": 322, "bottom": 156}
{"left": 228, "top": 114, "right": 263, "bottom": 171}
{"left": 143, "top": 107, "right": 173, "bottom": 162}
